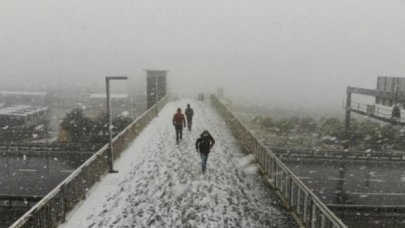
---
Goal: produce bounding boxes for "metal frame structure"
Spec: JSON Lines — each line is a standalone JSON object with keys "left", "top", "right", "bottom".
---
{"left": 211, "top": 95, "right": 347, "bottom": 228}
{"left": 345, "top": 86, "right": 405, "bottom": 134}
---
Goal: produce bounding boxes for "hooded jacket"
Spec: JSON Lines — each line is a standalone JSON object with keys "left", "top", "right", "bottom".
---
{"left": 196, "top": 131, "right": 215, "bottom": 153}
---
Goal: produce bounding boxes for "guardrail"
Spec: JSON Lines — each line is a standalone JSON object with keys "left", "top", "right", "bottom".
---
{"left": 0, "top": 143, "right": 103, "bottom": 152}
{"left": 349, "top": 101, "right": 405, "bottom": 123}
{"left": 0, "top": 195, "right": 42, "bottom": 209}
{"left": 266, "top": 145, "right": 405, "bottom": 162}
{"left": 0, "top": 151, "right": 94, "bottom": 157}
{"left": 10, "top": 95, "right": 169, "bottom": 228}
{"left": 350, "top": 102, "right": 391, "bottom": 118}
{"left": 211, "top": 95, "right": 347, "bottom": 228}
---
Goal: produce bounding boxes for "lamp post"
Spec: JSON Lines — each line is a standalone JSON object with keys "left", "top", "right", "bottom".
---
{"left": 155, "top": 78, "right": 159, "bottom": 117}
{"left": 106, "top": 76, "right": 128, "bottom": 173}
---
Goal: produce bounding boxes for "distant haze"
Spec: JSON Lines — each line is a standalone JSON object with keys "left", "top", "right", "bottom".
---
{"left": 1, "top": 0, "right": 405, "bottom": 114}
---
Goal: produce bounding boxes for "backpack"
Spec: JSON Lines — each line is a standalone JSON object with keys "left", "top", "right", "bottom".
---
{"left": 197, "top": 134, "right": 214, "bottom": 152}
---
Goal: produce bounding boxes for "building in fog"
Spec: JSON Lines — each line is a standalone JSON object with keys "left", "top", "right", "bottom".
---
{"left": 86, "top": 93, "right": 131, "bottom": 119}
{"left": 0, "top": 91, "right": 47, "bottom": 106}
{"left": 0, "top": 105, "right": 49, "bottom": 141}
{"left": 146, "top": 70, "right": 167, "bottom": 109}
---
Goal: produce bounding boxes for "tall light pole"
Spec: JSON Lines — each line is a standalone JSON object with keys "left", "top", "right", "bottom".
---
{"left": 106, "top": 76, "right": 128, "bottom": 173}
{"left": 155, "top": 78, "right": 159, "bottom": 117}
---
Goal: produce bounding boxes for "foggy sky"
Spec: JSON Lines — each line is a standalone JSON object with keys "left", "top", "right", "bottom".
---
{"left": 1, "top": 0, "right": 405, "bottom": 112}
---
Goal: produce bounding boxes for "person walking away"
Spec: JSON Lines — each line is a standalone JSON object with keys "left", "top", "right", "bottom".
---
{"left": 173, "top": 108, "right": 186, "bottom": 144}
{"left": 392, "top": 104, "right": 401, "bottom": 123}
{"left": 195, "top": 130, "right": 215, "bottom": 174}
{"left": 185, "top": 104, "right": 194, "bottom": 131}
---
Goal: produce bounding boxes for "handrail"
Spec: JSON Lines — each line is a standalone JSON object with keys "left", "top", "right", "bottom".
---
{"left": 0, "top": 143, "right": 103, "bottom": 152}
{"left": 10, "top": 95, "right": 169, "bottom": 228}
{"left": 0, "top": 150, "right": 94, "bottom": 157}
{"left": 0, "top": 195, "right": 43, "bottom": 201}
{"left": 267, "top": 146, "right": 405, "bottom": 161}
{"left": 210, "top": 95, "right": 347, "bottom": 228}
{"left": 349, "top": 101, "right": 405, "bottom": 122}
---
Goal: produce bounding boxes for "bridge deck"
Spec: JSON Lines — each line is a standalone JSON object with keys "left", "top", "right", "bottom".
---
{"left": 60, "top": 99, "right": 296, "bottom": 227}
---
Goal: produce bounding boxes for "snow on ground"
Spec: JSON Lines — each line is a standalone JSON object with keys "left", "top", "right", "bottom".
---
{"left": 60, "top": 99, "right": 297, "bottom": 228}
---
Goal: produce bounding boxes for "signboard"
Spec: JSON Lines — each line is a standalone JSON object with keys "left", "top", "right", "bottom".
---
{"left": 375, "top": 76, "right": 405, "bottom": 107}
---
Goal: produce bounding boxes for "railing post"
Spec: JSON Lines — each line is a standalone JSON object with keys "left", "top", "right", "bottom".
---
{"left": 303, "top": 194, "right": 309, "bottom": 225}
{"left": 272, "top": 159, "right": 277, "bottom": 184}
{"left": 285, "top": 175, "right": 291, "bottom": 201}
{"left": 297, "top": 189, "right": 302, "bottom": 215}
{"left": 276, "top": 167, "right": 282, "bottom": 189}
{"left": 311, "top": 203, "right": 318, "bottom": 228}
{"left": 280, "top": 172, "right": 285, "bottom": 193}
{"left": 320, "top": 214, "right": 326, "bottom": 228}
{"left": 263, "top": 148, "right": 267, "bottom": 171}
{"left": 60, "top": 188, "right": 66, "bottom": 222}
{"left": 290, "top": 181, "right": 296, "bottom": 207}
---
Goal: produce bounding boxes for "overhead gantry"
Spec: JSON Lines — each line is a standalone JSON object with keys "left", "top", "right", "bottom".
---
{"left": 345, "top": 77, "right": 405, "bottom": 134}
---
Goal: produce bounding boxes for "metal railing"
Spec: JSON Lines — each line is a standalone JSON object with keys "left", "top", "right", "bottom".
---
{"left": 0, "top": 143, "right": 103, "bottom": 152}
{"left": 10, "top": 95, "right": 169, "bottom": 228}
{"left": 350, "top": 102, "right": 390, "bottom": 119}
{"left": 0, "top": 195, "right": 42, "bottom": 209}
{"left": 211, "top": 95, "right": 347, "bottom": 228}
{"left": 266, "top": 145, "right": 405, "bottom": 162}
{"left": 349, "top": 101, "right": 405, "bottom": 123}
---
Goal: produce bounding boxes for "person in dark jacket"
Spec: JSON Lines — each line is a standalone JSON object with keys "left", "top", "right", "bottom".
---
{"left": 195, "top": 130, "right": 215, "bottom": 174}
{"left": 185, "top": 104, "right": 194, "bottom": 131}
{"left": 173, "top": 108, "right": 186, "bottom": 144}
{"left": 392, "top": 104, "right": 401, "bottom": 123}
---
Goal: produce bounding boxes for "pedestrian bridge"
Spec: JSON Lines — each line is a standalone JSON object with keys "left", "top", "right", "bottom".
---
{"left": 9, "top": 96, "right": 346, "bottom": 228}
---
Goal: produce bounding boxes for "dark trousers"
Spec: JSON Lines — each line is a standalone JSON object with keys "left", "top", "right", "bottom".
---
{"left": 186, "top": 117, "right": 193, "bottom": 130}
{"left": 200, "top": 152, "right": 209, "bottom": 171}
{"left": 175, "top": 125, "right": 183, "bottom": 144}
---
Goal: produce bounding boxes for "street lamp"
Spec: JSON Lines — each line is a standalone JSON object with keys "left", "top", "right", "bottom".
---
{"left": 106, "top": 76, "right": 128, "bottom": 173}
{"left": 155, "top": 78, "right": 159, "bottom": 117}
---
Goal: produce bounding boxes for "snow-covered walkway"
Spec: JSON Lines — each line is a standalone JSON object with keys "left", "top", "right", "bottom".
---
{"left": 60, "top": 99, "right": 297, "bottom": 228}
